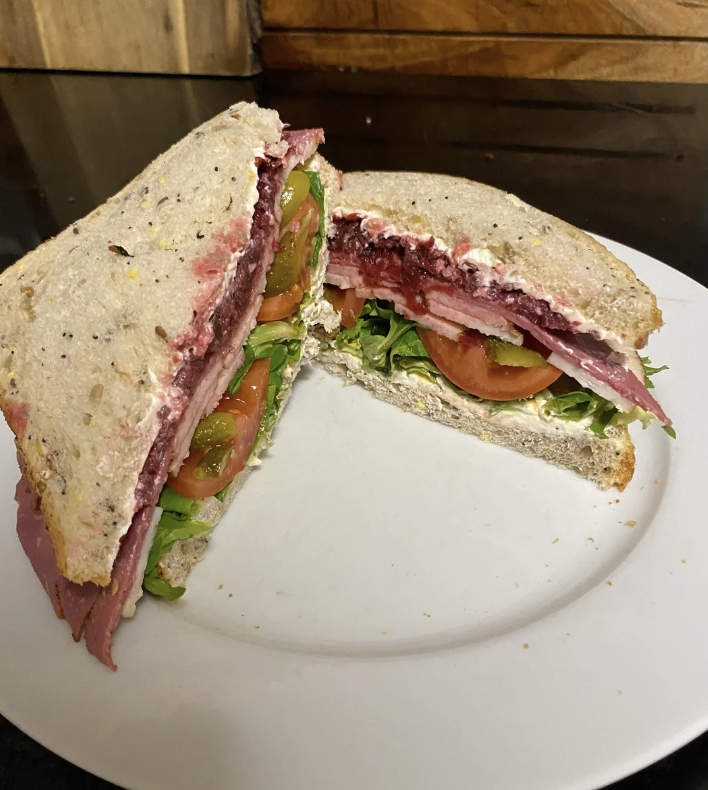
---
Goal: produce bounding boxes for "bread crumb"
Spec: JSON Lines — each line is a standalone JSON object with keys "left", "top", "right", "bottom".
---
{"left": 127, "top": 268, "right": 139, "bottom": 279}
{"left": 624, "top": 520, "right": 636, "bottom": 527}
{"left": 254, "top": 625, "right": 260, "bottom": 629}
{"left": 523, "top": 643, "right": 529, "bottom": 649}
{"left": 587, "top": 537, "right": 594, "bottom": 542}
{"left": 218, "top": 584, "right": 223, "bottom": 590}
{"left": 682, "top": 559, "right": 687, "bottom": 564}
{"left": 552, "top": 538, "right": 559, "bottom": 544}
{"left": 566, "top": 632, "right": 571, "bottom": 636}
{"left": 617, "top": 689, "right": 623, "bottom": 696}
{"left": 655, "top": 479, "right": 660, "bottom": 484}
{"left": 381, "top": 631, "right": 388, "bottom": 635}
{"left": 423, "top": 612, "right": 432, "bottom": 617}
{"left": 615, "top": 499, "right": 620, "bottom": 503}
{"left": 228, "top": 593, "right": 233, "bottom": 598}
{"left": 607, "top": 581, "right": 613, "bottom": 586}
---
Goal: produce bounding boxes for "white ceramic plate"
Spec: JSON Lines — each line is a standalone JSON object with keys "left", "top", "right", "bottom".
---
{"left": 0, "top": 237, "right": 705, "bottom": 790}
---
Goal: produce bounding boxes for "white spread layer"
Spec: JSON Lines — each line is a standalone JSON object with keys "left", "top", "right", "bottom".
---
{"left": 338, "top": 209, "right": 636, "bottom": 358}
{"left": 322, "top": 345, "right": 596, "bottom": 440}
{"left": 122, "top": 506, "right": 162, "bottom": 618}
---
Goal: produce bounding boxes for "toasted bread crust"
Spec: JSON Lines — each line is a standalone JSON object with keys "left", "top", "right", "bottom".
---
{"left": 335, "top": 172, "right": 662, "bottom": 351}
{"left": 0, "top": 102, "right": 285, "bottom": 585}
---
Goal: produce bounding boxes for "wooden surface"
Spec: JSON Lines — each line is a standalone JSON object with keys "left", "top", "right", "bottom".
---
{"left": 263, "top": 0, "right": 708, "bottom": 37}
{"left": 0, "top": 0, "right": 258, "bottom": 75}
{"left": 262, "top": 33, "right": 708, "bottom": 83}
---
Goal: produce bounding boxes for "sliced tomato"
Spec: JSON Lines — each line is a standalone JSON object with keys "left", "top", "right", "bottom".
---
{"left": 257, "top": 284, "right": 304, "bottom": 322}
{"left": 168, "top": 359, "right": 271, "bottom": 499}
{"left": 326, "top": 285, "right": 365, "bottom": 329}
{"left": 418, "top": 328, "right": 562, "bottom": 401}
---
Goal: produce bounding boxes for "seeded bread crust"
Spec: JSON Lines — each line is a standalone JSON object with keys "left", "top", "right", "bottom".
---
{"left": 317, "top": 346, "right": 635, "bottom": 491}
{"left": 335, "top": 171, "right": 662, "bottom": 351}
{"left": 0, "top": 102, "right": 285, "bottom": 585}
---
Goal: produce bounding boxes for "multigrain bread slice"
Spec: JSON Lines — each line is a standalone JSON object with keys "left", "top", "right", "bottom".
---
{"left": 156, "top": 154, "right": 342, "bottom": 589}
{"left": 335, "top": 172, "right": 662, "bottom": 352}
{"left": 317, "top": 344, "right": 635, "bottom": 490}
{"left": 0, "top": 102, "right": 288, "bottom": 585}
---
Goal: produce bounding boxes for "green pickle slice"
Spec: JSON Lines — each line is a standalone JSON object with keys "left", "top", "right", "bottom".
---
{"left": 486, "top": 337, "right": 547, "bottom": 368}
{"left": 190, "top": 413, "right": 236, "bottom": 450}
{"left": 264, "top": 209, "right": 313, "bottom": 298}
{"left": 279, "top": 170, "right": 311, "bottom": 229}
{"left": 194, "top": 445, "right": 233, "bottom": 479}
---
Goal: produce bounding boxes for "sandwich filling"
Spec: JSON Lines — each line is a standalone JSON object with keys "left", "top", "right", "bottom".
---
{"left": 327, "top": 214, "right": 670, "bottom": 427}
{"left": 15, "top": 129, "right": 324, "bottom": 670}
{"left": 142, "top": 165, "right": 327, "bottom": 600}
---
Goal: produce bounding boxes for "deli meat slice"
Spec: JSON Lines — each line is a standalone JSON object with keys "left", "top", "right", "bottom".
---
{"left": 84, "top": 504, "right": 160, "bottom": 670}
{"left": 474, "top": 300, "right": 671, "bottom": 424}
{"left": 328, "top": 219, "right": 670, "bottom": 424}
{"left": 16, "top": 475, "right": 100, "bottom": 640}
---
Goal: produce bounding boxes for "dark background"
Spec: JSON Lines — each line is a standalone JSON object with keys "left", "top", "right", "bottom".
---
{"left": 1, "top": 68, "right": 707, "bottom": 790}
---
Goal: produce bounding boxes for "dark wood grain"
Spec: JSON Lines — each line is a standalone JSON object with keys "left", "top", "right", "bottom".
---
{"left": 262, "top": 31, "right": 708, "bottom": 83}
{"left": 263, "top": 0, "right": 708, "bottom": 37}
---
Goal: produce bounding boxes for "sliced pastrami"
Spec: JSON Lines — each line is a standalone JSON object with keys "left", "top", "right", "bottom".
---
{"left": 16, "top": 475, "right": 100, "bottom": 640}
{"left": 84, "top": 503, "right": 159, "bottom": 670}
{"left": 327, "top": 218, "right": 670, "bottom": 423}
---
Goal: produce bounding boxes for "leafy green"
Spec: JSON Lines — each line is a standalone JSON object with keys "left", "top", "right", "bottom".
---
{"left": 213, "top": 483, "right": 231, "bottom": 503}
{"left": 641, "top": 357, "right": 669, "bottom": 389}
{"left": 337, "top": 301, "right": 427, "bottom": 374}
{"left": 303, "top": 171, "right": 325, "bottom": 269}
{"left": 228, "top": 320, "right": 304, "bottom": 396}
{"left": 143, "top": 576, "right": 186, "bottom": 601}
{"left": 541, "top": 388, "right": 618, "bottom": 438}
{"left": 663, "top": 425, "right": 677, "bottom": 439}
{"left": 332, "top": 298, "right": 672, "bottom": 440}
{"left": 143, "top": 510, "right": 214, "bottom": 601}
{"left": 157, "top": 487, "right": 198, "bottom": 517}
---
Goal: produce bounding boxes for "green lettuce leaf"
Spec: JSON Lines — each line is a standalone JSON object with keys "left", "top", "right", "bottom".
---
{"left": 157, "top": 487, "right": 198, "bottom": 517}
{"left": 332, "top": 298, "right": 674, "bottom": 439}
{"left": 143, "top": 510, "right": 214, "bottom": 600}
{"left": 213, "top": 483, "right": 231, "bottom": 503}
{"left": 303, "top": 171, "right": 325, "bottom": 269}
{"left": 143, "top": 576, "right": 186, "bottom": 601}
{"left": 641, "top": 357, "right": 669, "bottom": 389}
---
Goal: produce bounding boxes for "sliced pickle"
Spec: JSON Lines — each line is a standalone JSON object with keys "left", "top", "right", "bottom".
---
{"left": 486, "top": 337, "right": 547, "bottom": 368}
{"left": 264, "top": 210, "right": 313, "bottom": 298}
{"left": 193, "top": 445, "right": 233, "bottom": 479}
{"left": 190, "top": 413, "right": 237, "bottom": 451}
{"left": 280, "top": 170, "right": 311, "bottom": 229}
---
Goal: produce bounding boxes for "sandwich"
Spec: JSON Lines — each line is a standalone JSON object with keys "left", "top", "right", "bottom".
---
{"left": 316, "top": 172, "right": 672, "bottom": 489}
{"left": 4, "top": 102, "right": 337, "bottom": 669}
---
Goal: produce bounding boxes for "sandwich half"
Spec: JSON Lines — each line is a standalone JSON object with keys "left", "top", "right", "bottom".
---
{"left": 317, "top": 172, "right": 672, "bottom": 489}
{"left": 3, "top": 102, "right": 335, "bottom": 669}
